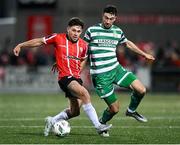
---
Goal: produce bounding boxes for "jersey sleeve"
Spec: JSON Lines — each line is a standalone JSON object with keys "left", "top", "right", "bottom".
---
{"left": 83, "top": 28, "right": 91, "bottom": 43}
{"left": 43, "top": 33, "right": 57, "bottom": 44}
{"left": 118, "top": 31, "right": 128, "bottom": 44}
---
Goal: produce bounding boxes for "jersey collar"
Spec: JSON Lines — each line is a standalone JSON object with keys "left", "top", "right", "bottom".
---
{"left": 66, "top": 34, "right": 78, "bottom": 43}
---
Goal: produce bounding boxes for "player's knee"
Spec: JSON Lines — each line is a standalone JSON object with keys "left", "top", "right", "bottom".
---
{"left": 113, "top": 109, "right": 119, "bottom": 114}
{"left": 80, "top": 89, "right": 91, "bottom": 102}
{"left": 136, "top": 86, "right": 146, "bottom": 98}
{"left": 79, "top": 88, "right": 87, "bottom": 97}
{"left": 140, "top": 87, "right": 146, "bottom": 96}
{"left": 109, "top": 104, "right": 119, "bottom": 114}
{"left": 110, "top": 108, "right": 119, "bottom": 114}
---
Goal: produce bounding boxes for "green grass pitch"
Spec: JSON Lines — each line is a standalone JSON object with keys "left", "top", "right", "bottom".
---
{"left": 0, "top": 92, "right": 180, "bottom": 144}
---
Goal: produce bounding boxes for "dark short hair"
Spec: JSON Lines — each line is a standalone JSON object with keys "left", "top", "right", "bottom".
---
{"left": 68, "top": 17, "right": 84, "bottom": 29}
{"left": 103, "top": 5, "right": 117, "bottom": 16}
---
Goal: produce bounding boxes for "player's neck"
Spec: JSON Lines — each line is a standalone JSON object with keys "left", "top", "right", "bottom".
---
{"left": 66, "top": 34, "right": 78, "bottom": 43}
{"left": 101, "top": 23, "right": 112, "bottom": 29}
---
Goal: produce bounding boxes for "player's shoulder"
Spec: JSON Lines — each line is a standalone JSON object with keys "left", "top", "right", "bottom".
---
{"left": 79, "top": 38, "right": 88, "bottom": 48}
{"left": 79, "top": 38, "right": 87, "bottom": 45}
{"left": 55, "top": 33, "right": 66, "bottom": 37}
{"left": 51, "top": 33, "right": 67, "bottom": 41}
{"left": 86, "top": 23, "right": 101, "bottom": 31}
{"left": 45, "top": 33, "right": 57, "bottom": 39}
{"left": 112, "top": 25, "right": 123, "bottom": 32}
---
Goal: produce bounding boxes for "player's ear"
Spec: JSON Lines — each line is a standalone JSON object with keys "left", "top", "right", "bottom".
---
{"left": 114, "top": 16, "right": 117, "bottom": 21}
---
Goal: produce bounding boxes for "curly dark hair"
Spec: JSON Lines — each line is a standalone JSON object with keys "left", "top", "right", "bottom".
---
{"left": 103, "top": 5, "right": 117, "bottom": 16}
{"left": 68, "top": 17, "right": 84, "bottom": 29}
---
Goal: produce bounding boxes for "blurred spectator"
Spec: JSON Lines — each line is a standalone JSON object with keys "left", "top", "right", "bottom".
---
{"left": 136, "top": 41, "right": 155, "bottom": 66}
{"left": 154, "top": 40, "right": 180, "bottom": 68}
{"left": 0, "top": 49, "right": 9, "bottom": 66}
{"left": 0, "top": 37, "right": 11, "bottom": 66}
{"left": 169, "top": 41, "right": 180, "bottom": 67}
{"left": 0, "top": 38, "right": 180, "bottom": 69}
{"left": 0, "top": 66, "right": 5, "bottom": 86}
{"left": 116, "top": 46, "right": 128, "bottom": 67}
{"left": 35, "top": 48, "right": 49, "bottom": 66}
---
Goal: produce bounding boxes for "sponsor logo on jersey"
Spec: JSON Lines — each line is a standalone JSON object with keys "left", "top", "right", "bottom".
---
{"left": 67, "top": 56, "right": 81, "bottom": 61}
{"left": 98, "top": 39, "right": 118, "bottom": 45}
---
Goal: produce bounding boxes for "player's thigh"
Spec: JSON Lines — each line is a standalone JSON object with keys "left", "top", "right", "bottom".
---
{"left": 67, "top": 80, "right": 90, "bottom": 101}
{"left": 130, "top": 79, "right": 146, "bottom": 94}
{"left": 93, "top": 77, "right": 113, "bottom": 98}
{"left": 92, "top": 72, "right": 117, "bottom": 105}
{"left": 115, "top": 67, "right": 137, "bottom": 88}
{"left": 94, "top": 80, "right": 117, "bottom": 106}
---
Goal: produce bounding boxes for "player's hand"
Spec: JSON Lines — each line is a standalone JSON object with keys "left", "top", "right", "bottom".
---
{"left": 51, "top": 62, "right": 58, "bottom": 74}
{"left": 144, "top": 54, "right": 155, "bottom": 61}
{"left": 13, "top": 45, "right": 21, "bottom": 56}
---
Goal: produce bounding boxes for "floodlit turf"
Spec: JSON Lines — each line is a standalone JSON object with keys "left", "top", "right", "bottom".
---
{"left": 0, "top": 92, "right": 180, "bottom": 144}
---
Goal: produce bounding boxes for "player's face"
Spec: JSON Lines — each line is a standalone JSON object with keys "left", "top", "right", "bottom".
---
{"left": 102, "top": 13, "right": 116, "bottom": 29}
{"left": 67, "top": 25, "right": 82, "bottom": 42}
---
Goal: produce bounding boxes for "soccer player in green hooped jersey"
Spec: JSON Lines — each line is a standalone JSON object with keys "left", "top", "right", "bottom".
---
{"left": 83, "top": 5, "right": 155, "bottom": 137}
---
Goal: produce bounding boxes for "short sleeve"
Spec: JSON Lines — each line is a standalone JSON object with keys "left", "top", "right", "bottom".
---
{"left": 43, "top": 33, "right": 57, "bottom": 44}
{"left": 118, "top": 32, "right": 128, "bottom": 44}
{"left": 83, "top": 28, "right": 91, "bottom": 43}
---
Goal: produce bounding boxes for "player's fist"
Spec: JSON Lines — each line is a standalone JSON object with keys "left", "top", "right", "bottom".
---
{"left": 13, "top": 45, "right": 21, "bottom": 56}
{"left": 144, "top": 54, "right": 155, "bottom": 61}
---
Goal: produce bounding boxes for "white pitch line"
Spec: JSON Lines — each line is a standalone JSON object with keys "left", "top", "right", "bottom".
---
{"left": 0, "top": 116, "right": 180, "bottom": 121}
{"left": 0, "top": 125, "right": 180, "bottom": 129}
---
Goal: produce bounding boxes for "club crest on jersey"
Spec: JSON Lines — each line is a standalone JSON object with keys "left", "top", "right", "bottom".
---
{"left": 80, "top": 47, "right": 83, "bottom": 53}
{"left": 113, "top": 30, "right": 118, "bottom": 37}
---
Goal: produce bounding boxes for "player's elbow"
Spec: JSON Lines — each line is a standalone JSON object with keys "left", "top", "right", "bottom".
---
{"left": 32, "top": 38, "right": 44, "bottom": 46}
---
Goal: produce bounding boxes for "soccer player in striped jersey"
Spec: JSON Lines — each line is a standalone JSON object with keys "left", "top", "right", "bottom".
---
{"left": 84, "top": 5, "right": 155, "bottom": 136}
{"left": 13, "top": 17, "right": 112, "bottom": 136}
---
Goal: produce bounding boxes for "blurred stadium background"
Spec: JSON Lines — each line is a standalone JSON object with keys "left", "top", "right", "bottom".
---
{"left": 0, "top": 0, "right": 180, "bottom": 144}
{"left": 0, "top": 0, "right": 180, "bottom": 93}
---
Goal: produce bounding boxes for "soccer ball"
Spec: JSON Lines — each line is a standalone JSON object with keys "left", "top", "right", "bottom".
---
{"left": 52, "top": 120, "right": 71, "bottom": 137}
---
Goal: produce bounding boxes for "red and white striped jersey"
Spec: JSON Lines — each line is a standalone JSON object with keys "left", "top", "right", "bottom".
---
{"left": 43, "top": 33, "right": 88, "bottom": 80}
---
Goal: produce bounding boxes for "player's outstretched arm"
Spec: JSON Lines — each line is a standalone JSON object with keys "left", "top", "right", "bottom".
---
{"left": 125, "top": 40, "right": 155, "bottom": 61}
{"left": 13, "top": 38, "right": 44, "bottom": 56}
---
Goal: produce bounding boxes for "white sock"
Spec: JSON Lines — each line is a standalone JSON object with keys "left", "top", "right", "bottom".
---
{"left": 52, "top": 109, "right": 69, "bottom": 124}
{"left": 82, "top": 103, "right": 101, "bottom": 128}
{"left": 128, "top": 108, "right": 135, "bottom": 113}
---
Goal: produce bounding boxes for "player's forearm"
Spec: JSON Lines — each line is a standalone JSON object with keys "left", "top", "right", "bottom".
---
{"left": 18, "top": 38, "right": 44, "bottom": 49}
{"left": 126, "top": 40, "right": 146, "bottom": 57}
{"left": 80, "top": 58, "right": 88, "bottom": 72}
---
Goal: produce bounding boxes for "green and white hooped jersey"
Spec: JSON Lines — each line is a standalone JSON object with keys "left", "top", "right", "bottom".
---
{"left": 84, "top": 23, "right": 128, "bottom": 75}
